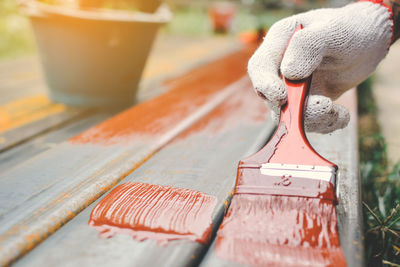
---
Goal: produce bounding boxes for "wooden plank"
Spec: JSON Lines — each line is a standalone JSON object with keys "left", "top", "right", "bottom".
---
{"left": 0, "top": 47, "right": 255, "bottom": 266}
{"left": 200, "top": 89, "right": 364, "bottom": 267}
{"left": 0, "top": 98, "right": 89, "bottom": 152}
{"left": 0, "top": 111, "right": 117, "bottom": 172}
{"left": 0, "top": 38, "right": 240, "bottom": 170}
{"left": 0, "top": 95, "right": 68, "bottom": 133}
{"left": 13, "top": 78, "right": 275, "bottom": 267}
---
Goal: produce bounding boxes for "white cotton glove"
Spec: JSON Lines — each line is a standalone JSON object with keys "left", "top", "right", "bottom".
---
{"left": 248, "top": 1, "right": 393, "bottom": 133}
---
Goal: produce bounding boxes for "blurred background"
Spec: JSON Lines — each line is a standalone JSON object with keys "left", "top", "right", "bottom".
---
{"left": 0, "top": 0, "right": 351, "bottom": 61}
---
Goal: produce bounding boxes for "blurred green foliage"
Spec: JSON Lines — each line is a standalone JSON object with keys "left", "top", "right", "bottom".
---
{"left": 0, "top": 0, "right": 35, "bottom": 59}
{"left": 358, "top": 77, "right": 400, "bottom": 266}
{"left": 163, "top": 6, "right": 292, "bottom": 36}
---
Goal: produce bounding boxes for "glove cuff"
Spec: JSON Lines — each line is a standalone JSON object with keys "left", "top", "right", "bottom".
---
{"left": 359, "top": 0, "right": 394, "bottom": 44}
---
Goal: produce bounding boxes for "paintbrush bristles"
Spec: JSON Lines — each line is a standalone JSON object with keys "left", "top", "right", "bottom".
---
{"left": 216, "top": 195, "right": 346, "bottom": 266}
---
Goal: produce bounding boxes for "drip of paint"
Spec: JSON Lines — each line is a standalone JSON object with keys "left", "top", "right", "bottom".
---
{"left": 215, "top": 194, "right": 346, "bottom": 267}
{"left": 89, "top": 182, "right": 217, "bottom": 245}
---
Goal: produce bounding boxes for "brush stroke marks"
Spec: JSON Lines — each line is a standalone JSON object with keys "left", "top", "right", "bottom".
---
{"left": 89, "top": 182, "right": 217, "bottom": 245}
{"left": 216, "top": 195, "right": 346, "bottom": 267}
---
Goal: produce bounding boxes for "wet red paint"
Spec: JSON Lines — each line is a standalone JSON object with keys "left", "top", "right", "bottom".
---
{"left": 216, "top": 27, "right": 346, "bottom": 266}
{"left": 70, "top": 46, "right": 256, "bottom": 145}
{"left": 177, "top": 78, "right": 268, "bottom": 140}
{"left": 89, "top": 182, "right": 217, "bottom": 245}
{"left": 216, "top": 195, "right": 346, "bottom": 267}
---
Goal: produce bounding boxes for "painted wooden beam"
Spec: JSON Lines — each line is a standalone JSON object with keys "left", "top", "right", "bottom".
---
{"left": 13, "top": 78, "right": 274, "bottom": 267}
{"left": 0, "top": 47, "right": 255, "bottom": 265}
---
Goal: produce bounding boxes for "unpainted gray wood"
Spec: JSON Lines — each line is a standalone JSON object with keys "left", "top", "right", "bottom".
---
{"left": 13, "top": 84, "right": 275, "bottom": 267}
{"left": 200, "top": 89, "right": 364, "bottom": 267}
{"left": 0, "top": 107, "right": 89, "bottom": 153}
{"left": 0, "top": 110, "right": 117, "bottom": 172}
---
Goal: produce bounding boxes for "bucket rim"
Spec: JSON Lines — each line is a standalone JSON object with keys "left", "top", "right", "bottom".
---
{"left": 19, "top": 0, "right": 172, "bottom": 23}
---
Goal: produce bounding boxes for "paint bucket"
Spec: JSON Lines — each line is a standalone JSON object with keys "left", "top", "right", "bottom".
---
{"left": 21, "top": 1, "right": 171, "bottom": 107}
{"left": 208, "top": 2, "right": 236, "bottom": 34}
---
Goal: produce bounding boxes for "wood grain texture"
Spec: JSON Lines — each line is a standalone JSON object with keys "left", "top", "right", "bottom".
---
{"left": 0, "top": 47, "right": 256, "bottom": 266}
{"left": 0, "top": 95, "right": 68, "bottom": 133}
{"left": 0, "top": 111, "right": 117, "bottom": 172}
{"left": 14, "top": 80, "right": 274, "bottom": 267}
{"left": 201, "top": 89, "right": 363, "bottom": 267}
{"left": 0, "top": 105, "right": 88, "bottom": 152}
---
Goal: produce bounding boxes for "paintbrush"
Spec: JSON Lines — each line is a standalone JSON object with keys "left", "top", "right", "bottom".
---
{"left": 215, "top": 25, "right": 347, "bottom": 267}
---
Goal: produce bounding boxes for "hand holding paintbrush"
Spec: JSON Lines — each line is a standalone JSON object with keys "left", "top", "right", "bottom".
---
{"left": 215, "top": 25, "right": 347, "bottom": 267}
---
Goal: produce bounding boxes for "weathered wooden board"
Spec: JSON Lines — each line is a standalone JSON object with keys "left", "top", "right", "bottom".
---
{"left": 14, "top": 79, "right": 274, "bottom": 267}
{"left": 0, "top": 110, "right": 117, "bottom": 172}
{"left": 0, "top": 47, "right": 255, "bottom": 265}
{"left": 0, "top": 103, "right": 88, "bottom": 152}
{"left": 200, "top": 89, "right": 363, "bottom": 267}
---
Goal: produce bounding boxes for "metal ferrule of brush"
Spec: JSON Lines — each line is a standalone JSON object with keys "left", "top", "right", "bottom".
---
{"left": 260, "top": 163, "right": 336, "bottom": 184}
{"left": 235, "top": 162, "right": 338, "bottom": 202}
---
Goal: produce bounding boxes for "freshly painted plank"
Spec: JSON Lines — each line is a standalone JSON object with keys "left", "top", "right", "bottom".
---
{"left": 0, "top": 47, "right": 255, "bottom": 265}
{"left": 14, "top": 79, "right": 274, "bottom": 267}
{"left": 201, "top": 89, "right": 363, "bottom": 267}
{"left": 0, "top": 39, "right": 240, "bottom": 170}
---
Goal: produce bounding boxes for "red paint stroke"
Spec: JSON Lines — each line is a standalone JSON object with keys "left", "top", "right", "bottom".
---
{"left": 177, "top": 79, "right": 269, "bottom": 140}
{"left": 216, "top": 194, "right": 346, "bottom": 267}
{"left": 89, "top": 182, "right": 217, "bottom": 245}
{"left": 70, "top": 46, "right": 256, "bottom": 145}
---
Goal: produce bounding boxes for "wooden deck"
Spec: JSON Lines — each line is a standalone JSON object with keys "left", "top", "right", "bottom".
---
{"left": 0, "top": 35, "right": 363, "bottom": 266}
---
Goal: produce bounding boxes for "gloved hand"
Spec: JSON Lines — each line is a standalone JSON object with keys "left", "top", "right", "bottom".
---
{"left": 248, "top": 1, "right": 393, "bottom": 133}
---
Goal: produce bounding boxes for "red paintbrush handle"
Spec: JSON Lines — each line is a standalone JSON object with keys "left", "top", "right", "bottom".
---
{"left": 241, "top": 25, "right": 336, "bottom": 168}
{"left": 267, "top": 78, "right": 334, "bottom": 166}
